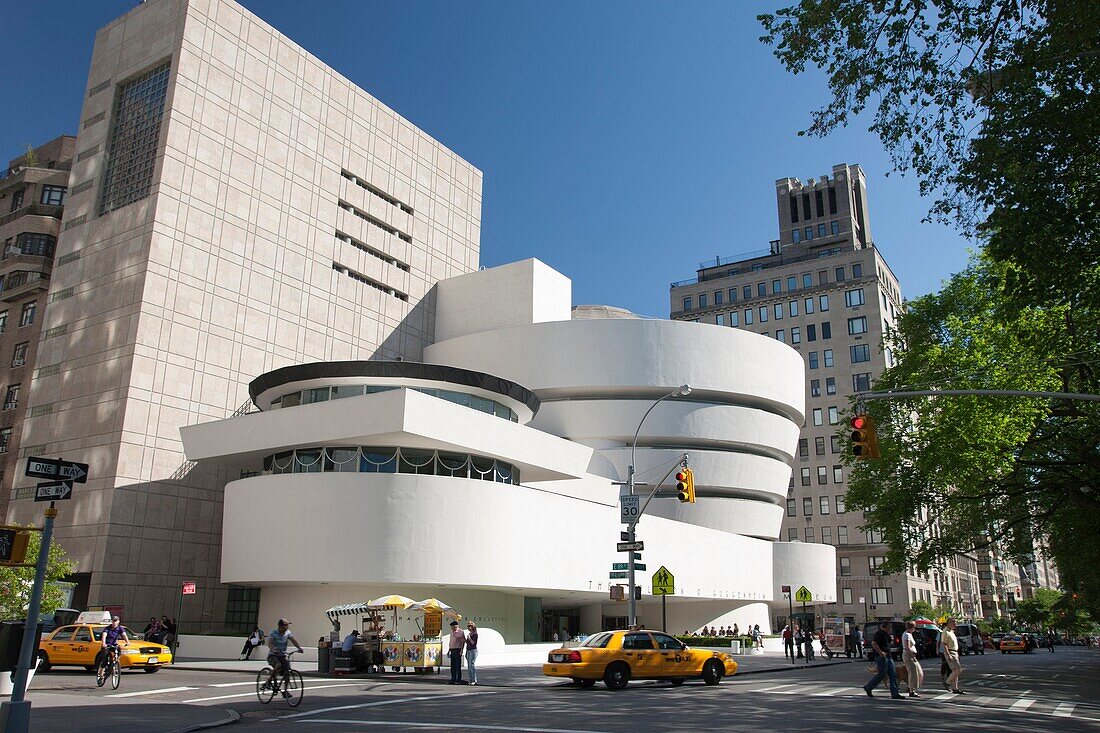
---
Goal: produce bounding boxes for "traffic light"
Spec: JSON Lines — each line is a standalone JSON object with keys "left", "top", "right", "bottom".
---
{"left": 849, "top": 414, "right": 880, "bottom": 459}
{"left": 675, "top": 468, "right": 696, "bottom": 503}
{"left": 0, "top": 528, "right": 30, "bottom": 566}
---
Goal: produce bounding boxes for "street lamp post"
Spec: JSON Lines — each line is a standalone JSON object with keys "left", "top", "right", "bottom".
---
{"left": 626, "top": 384, "right": 691, "bottom": 628}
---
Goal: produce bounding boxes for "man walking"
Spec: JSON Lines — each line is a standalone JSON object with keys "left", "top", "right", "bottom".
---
{"left": 447, "top": 620, "right": 467, "bottom": 684}
{"left": 942, "top": 618, "right": 965, "bottom": 694}
{"left": 783, "top": 624, "right": 794, "bottom": 660}
{"left": 850, "top": 625, "right": 863, "bottom": 660}
{"left": 862, "top": 620, "right": 903, "bottom": 699}
{"left": 901, "top": 621, "right": 923, "bottom": 698}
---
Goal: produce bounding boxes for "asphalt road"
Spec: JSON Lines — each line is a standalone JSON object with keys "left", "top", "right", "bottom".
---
{"left": 28, "top": 646, "right": 1100, "bottom": 732}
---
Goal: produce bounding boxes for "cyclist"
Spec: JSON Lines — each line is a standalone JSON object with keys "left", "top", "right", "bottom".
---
{"left": 265, "top": 618, "right": 304, "bottom": 697}
{"left": 100, "top": 616, "right": 129, "bottom": 668}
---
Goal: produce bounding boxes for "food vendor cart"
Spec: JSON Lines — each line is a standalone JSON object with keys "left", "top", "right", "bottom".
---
{"left": 324, "top": 595, "right": 458, "bottom": 674}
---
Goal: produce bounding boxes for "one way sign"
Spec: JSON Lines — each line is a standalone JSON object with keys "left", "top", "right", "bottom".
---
{"left": 25, "top": 457, "right": 89, "bottom": 484}
{"left": 35, "top": 481, "right": 73, "bottom": 502}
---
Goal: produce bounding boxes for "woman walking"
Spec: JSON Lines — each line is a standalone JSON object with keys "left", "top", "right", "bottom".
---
{"left": 941, "top": 618, "right": 965, "bottom": 694}
{"left": 902, "top": 621, "right": 924, "bottom": 697}
{"left": 465, "top": 621, "right": 479, "bottom": 685}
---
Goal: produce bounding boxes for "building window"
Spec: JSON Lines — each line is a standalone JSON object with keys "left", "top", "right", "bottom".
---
{"left": 805, "top": 226, "right": 813, "bottom": 241}
{"left": 871, "top": 587, "right": 892, "bottom": 605}
{"left": 714, "top": 290, "right": 723, "bottom": 305}
{"left": 845, "top": 288, "right": 865, "bottom": 307}
{"left": 774, "top": 303, "right": 783, "bottom": 320}
{"left": 815, "top": 436, "right": 825, "bottom": 455}
{"left": 792, "top": 228, "right": 801, "bottom": 243}
{"left": 819, "top": 294, "right": 830, "bottom": 311}
{"left": 804, "top": 297, "right": 814, "bottom": 314}
{"left": 729, "top": 311, "right": 739, "bottom": 326}
{"left": 838, "top": 526, "right": 848, "bottom": 545}
{"left": 715, "top": 313, "right": 724, "bottom": 326}
{"left": 835, "top": 266, "right": 846, "bottom": 282}
{"left": 775, "top": 329, "right": 785, "bottom": 343}
{"left": 801, "top": 467, "right": 811, "bottom": 486}
{"left": 831, "top": 220, "right": 840, "bottom": 235}
{"left": 743, "top": 285, "right": 752, "bottom": 300}
{"left": 728, "top": 288, "right": 737, "bottom": 302}
{"left": 11, "top": 342, "right": 28, "bottom": 368}
{"left": 836, "top": 495, "right": 846, "bottom": 513}
{"left": 839, "top": 557, "right": 851, "bottom": 576}
{"left": 821, "top": 526, "right": 833, "bottom": 544}
{"left": 815, "top": 189, "right": 825, "bottom": 217}
{"left": 788, "top": 300, "right": 798, "bottom": 317}
{"left": 786, "top": 276, "right": 797, "bottom": 291}
{"left": 812, "top": 408, "right": 822, "bottom": 426}
{"left": 40, "top": 185, "right": 67, "bottom": 206}
{"left": 683, "top": 296, "right": 692, "bottom": 311}
{"left": 0, "top": 311, "right": 7, "bottom": 334}
{"left": 10, "top": 233, "right": 56, "bottom": 258}
{"left": 820, "top": 496, "right": 830, "bottom": 515}
{"left": 791, "top": 327, "right": 801, "bottom": 344}
{"left": 3, "top": 384, "right": 20, "bottom": 410}
{"left": 224, "top": 587, "right": 261, "bottom": 634}
{"left": 823, "top": 349, "right": 834, "bottom": 367}
{"left": 850, "top": 344, "right": 871, "bottom": 363}
{"left": 870, "top": 556, "right": 887, "bottom": 575}
{"left": 100, "top": 62, "right": 172, "bottom": 215}
{"left": 817, "top": 466, "right": 828, "bottom": 485}
{"left": 842, "top": 587, "right": 853, "bottom": 604}
{"left": 19, "top": 302, "right": 36, "bottom": 327}
{"left": 833, "top": 465, "right": 844, "bottom": 483}
{"left": 808, "top": 351, "right": 819, "bottom": 369}
{"left": 786, "top": 499, "right": 796, "bottom": 517}
{"left": 804, "top": 527, "right": 815, "bottom": 542}
{"left": 771, "top": 279, "right": 781, "bottom": 294}
{"left": 759, "top": 306, "right": 768, "bottom": 323}
{"left": 826, "top": 377, "right": 836, "bottom": 395}
{"left": 699, "top": 293, "right": 707, "bottom": 308}
{"left": 799, "top": 438, "right": 808, "bottom": 457}
{"left": 758, "top": 282, "right": 767, "bottom": 297}
{"left": 819, "top": 270, "right": 829, "bottom": 285}
{"left": 803, "top": 497, "right": 813, "bottom": 516}
{"left": 831, "top": 435, "right": 841, "bottom": 454}
{"left": 821, "top": 321, "right": 832, "bottom": 339}
{"left": 9, "top": 190, "right": 25, "bottom": 213}
{"left": 807, "top": 324, "right": 817, "bottom": 342}
{"left": 853, "top": 373, "right": 871, "bottom": 392}
{"left": 798, "top": 274, "right": 809, "bottom": 290}
{"left": 818, "top": 223, "right": 827, "bottom": 237}
{"left": 744, "top": 309, "right": 753, "bottom": 325}
{"left": 852, "top": 262, "right": 862, "bottom": 277}
{"left": 828, "top": 406, "right": 839, "bottom": 424}
{"left": 810, "top": 379, "right": 820, "bottom": 397}
{"left": 0, "top": 426, "right": 10, "bottom": 453}
{"left": 788, "top": 528, "right": 798, "bottom": 541}
{"left": 848, "top": 316, "right": 868, "bottom": 335}
{"left": 866, "top": 528, "right": 884, "bottom": 544}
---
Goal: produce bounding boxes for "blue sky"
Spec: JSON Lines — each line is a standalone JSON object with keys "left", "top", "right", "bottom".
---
{"left": 1, "top": 0, "right": 971, "bottom": 318}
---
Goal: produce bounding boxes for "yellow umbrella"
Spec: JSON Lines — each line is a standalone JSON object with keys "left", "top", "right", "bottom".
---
{"left": 367, "top": 594, "right": 415, "bottom": 609}
{"left": 411, "top": 598, "right": 461, "bottom": 618}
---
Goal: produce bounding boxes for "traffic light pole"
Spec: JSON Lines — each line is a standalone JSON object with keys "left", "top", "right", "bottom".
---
{"left": 1, "top": 502, "right": 57, "bottom": 733}
{"left": 625, "top": 386, "right": 691, "bottom": 629}
{"left": 625, "top": 456, "right": 688, "bottom": 628}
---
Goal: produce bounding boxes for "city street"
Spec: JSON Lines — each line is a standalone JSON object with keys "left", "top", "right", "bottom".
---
{"left": 22, "top": 647, "right": 1100, "bottom": 732}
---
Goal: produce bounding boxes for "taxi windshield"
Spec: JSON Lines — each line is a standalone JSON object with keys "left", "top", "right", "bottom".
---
{"left": 92, "top": 626, "right": 138, "bottom": 641}
{"left": 581, "top": 632, "right": 613, "bottom": 648}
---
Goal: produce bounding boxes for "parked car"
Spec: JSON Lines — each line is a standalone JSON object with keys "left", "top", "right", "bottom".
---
{"left": 954, "top": 623, "right": 985, "bottom": 655}
{"left": 862, "top": 622, "right": 905, "bottom": 660}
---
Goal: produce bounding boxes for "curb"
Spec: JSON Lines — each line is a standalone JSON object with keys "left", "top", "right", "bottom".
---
{"left": 167, "top": 708, "right": 240, "bottom": 733}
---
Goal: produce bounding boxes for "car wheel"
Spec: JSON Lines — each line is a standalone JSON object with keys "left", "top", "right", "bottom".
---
{"left": 702, "top": 660, "right": 723, "bottom": 686}
{"left": 670, "top": 678, "right": 685, "bottom": 686}
{"left": 603, "top": 662, "right": 630, "bottom": 691}
{"left": 36, "top": 652, "right": 51, "bottom": 673}
{"left": 144, "top": 666, "right": 160, "bottom": 673}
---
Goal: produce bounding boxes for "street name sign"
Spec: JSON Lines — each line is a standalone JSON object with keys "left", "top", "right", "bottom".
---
{"left": 25, "top": 457, "right": 89, "bottom": 484}
{"left": 620, "top": 495, "right": 640, "bottom": 523}
{"left": 616, "top": 541, "right": 644, "bottom": 552}
{"left": 34, "top": 481, "right": 73, "bottom": 502}
{"left": 652, "top": 565, "right": 675, "bottom": 595}
{"left": 794, "top": 586, "right": 813, "bottom": 603}
{"left": 609, "top": 571, "right": 628, "bottom": 579}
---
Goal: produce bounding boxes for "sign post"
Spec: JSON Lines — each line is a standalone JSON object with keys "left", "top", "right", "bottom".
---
{"left": 651, "top": 567, "right": 675, "bottom": 633}
{"left": 794, "top": 586, "right": 813, "bottom": 663}
{"left": 781, "top": 585, "right": 793, "bottom": 664}
{"left": 176, "top": 582, "right": 196, "bottom": 664}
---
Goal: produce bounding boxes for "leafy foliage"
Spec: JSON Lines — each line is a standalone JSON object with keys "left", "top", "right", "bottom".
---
{"left": 905, "top": 600, "right": 955, "bottom": 622}
{"left": 0, "top": 531, "right": 74, "bottom": 620}
{"left": 1014, "top": 587, "right": 1062, "bottom": 628}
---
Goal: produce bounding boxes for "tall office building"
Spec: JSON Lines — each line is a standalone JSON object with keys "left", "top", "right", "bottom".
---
{"left": 0, "top": 137, "right": 75, "bottom": 519}
{"left": 670, "top": 164, "right": 981, "bottom": 625}
{"left": 7, "top": 0, "right": 481, "bottom": 625}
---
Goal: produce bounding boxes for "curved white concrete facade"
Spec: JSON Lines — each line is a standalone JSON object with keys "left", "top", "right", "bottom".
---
{"left": 182, "top": 259, "right": 836, "bottom": 642}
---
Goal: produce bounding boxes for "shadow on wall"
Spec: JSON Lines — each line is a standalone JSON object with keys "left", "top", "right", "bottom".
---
{"left": 372, "top": 287, "right": 437, "bottom": 361}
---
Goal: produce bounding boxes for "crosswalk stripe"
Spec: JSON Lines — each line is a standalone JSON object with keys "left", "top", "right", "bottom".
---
{"left": 971, "top": 696, "right": 997, "bottom": 705}
{"left": 931, "top": 692, "right": 956, "bottom": 701}
{"left": 813, "top": 687, "right": 852, "bottom": 697}
{"left": 1010, "top": 699, "right": 1036, "bottom": 710}
{"left": 1052, "top": 703, "right": 1076, "bottom": 717}
{"left": 108, "top": 686, "right": 196, "bottom": 698}
{"left": 756, "top": 684, "right": 799, "bottom": 693}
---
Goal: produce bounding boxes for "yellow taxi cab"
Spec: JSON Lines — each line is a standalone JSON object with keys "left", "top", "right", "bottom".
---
{"left": 37, "top": 614, "right": 172, "bottom": 674}
{"left": 542, "top": 629, "right": 737, "bottom": 690}
{"left": 999, "top": 634, "right": 1028, "bottom": 653}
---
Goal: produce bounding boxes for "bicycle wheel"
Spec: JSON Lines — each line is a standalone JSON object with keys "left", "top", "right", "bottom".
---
{"left": 110, "top": 660, "right": 121, "bottom": 690}
{"left": 95, "top": 658, "right": 108, "bottom": 687}
{"left": 256, "top": 667, "right": 275, "bottom": 703}
{"left": 285, "top": 669, "right": 304, "bottom": 707}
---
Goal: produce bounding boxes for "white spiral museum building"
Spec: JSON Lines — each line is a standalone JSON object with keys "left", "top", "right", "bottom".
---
{"left": 181, "top": 259, "right": 835, "bottom": 642}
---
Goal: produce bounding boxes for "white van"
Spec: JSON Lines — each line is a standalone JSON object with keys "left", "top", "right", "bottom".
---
{"left": 954, "top": 623, "right": 984, "bottom": 655}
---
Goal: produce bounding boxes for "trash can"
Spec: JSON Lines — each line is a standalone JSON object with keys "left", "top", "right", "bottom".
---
{"left": 317, "top": 639, "right": 331, "bottom": 674}
{"left": 729, "top": 639, "right": 742, "bottom": 655}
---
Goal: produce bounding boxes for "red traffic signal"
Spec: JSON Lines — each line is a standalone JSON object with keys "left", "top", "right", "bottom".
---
{"left": 850, "top": 414, "right": 880, "bottom": 460}
{"left": 675, "top": 468, "right": 696, "bottom": 503}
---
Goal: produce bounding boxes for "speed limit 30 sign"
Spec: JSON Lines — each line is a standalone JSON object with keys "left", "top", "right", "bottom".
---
{"left": 620, "top": 495, "right": 640, "bottom": 523}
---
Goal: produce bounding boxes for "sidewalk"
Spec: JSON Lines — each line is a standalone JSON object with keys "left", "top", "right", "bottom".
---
{"left": 14, "top": 691, "right": 239, "bottom": 733}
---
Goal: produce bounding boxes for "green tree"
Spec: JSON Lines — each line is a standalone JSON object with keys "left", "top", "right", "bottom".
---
{"left": 1015, "top": 588, "right": 1062, "bottom": 628}
{"left": 0, "top": 531, "right": 74, "bottom": 620}
{"left": 905, "top": 600, "right": 955, "bottom": 621}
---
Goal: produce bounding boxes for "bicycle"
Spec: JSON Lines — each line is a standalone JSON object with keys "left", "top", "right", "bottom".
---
{"left": 256, "top": 649, "right": 303, "bottom": 707}
{"left": 96, "top": 645, "right": 122, "bottom": 690}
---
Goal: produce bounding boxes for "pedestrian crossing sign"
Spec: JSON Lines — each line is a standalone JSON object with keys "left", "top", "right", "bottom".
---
{"left": 652, "top": 566, "right": 675, "bottom": 595}
{"left": 794, "top": 586, "right": 813, "bottom": 602}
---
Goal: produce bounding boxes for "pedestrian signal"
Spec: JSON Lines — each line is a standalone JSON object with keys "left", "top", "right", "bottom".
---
{"left": 849, "top": 414, "right": 880, "bottom": 460}
{"left": 675, "top": 468, "right": 696, "bottom": 503}
{"left": 0, "top": 528, "right": 30, "bottom": 566}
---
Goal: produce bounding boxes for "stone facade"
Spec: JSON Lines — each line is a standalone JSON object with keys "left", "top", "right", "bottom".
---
{"left": 7, "top": 0, "right": 480, "bottom": 629}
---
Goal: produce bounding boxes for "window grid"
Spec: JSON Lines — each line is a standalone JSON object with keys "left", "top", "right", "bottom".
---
{"left": 99, "top": 62, "right": 171, "bottom": 215}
